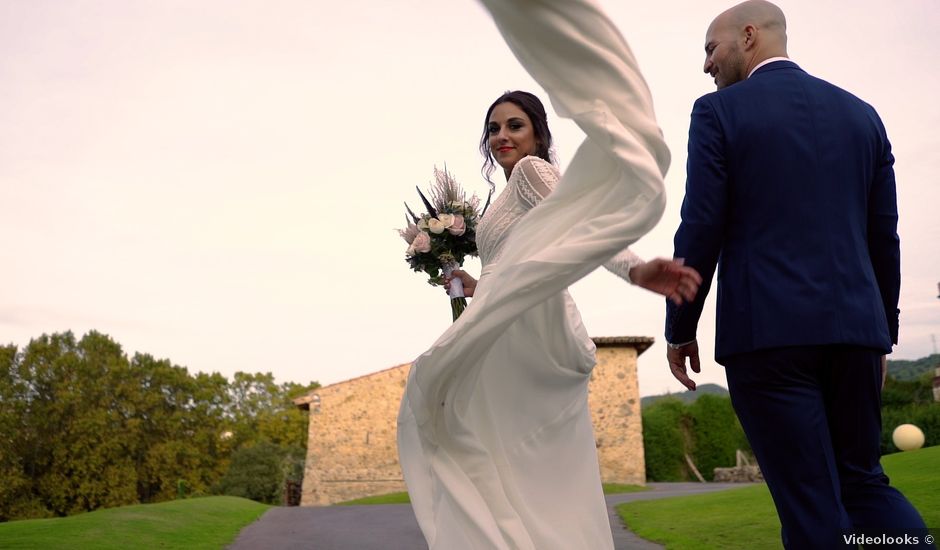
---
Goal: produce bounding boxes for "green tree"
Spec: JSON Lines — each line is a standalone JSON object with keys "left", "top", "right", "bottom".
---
{"left": 1, "top": 330, "right": 318, "bottom": 520}
{"left": 129, "top": 354, "right": 229, "bottom": 502}
{"left": 222, "top": 372, "right": 316, "bottom": 502}
{"left": 881, "top": 374, "right": 934, "bottom": 408}
{"left": 642, "top": 398, "right": 692, "bottom": 481}
{"left": 688, "top": 394, "right": 749, "bottom": 481}
{"left": 10, "top": 332, "right": 139, "bottom": 516}
{"left": 227, "top": 372, "right": 317, "bottom": 450}
{"left": 886, "top": 354, "right": 940, "bottom": 382}
{"left": 0, "top": 343, "right": 47, "bottom": 520}
{"left": 213, "top": 441, "right": 284, "bottom": 504}
{"left": 880, "top": 373, "right": 939, "bottom": 454}
{"left": 642, "top": 395, "right": 751, "bottom": 482}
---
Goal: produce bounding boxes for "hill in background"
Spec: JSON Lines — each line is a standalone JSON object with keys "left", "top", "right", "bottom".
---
{"left": 888, "top": 353, "right": 940, "bottom": 381}
{"left": 641, "top": 353, "right": 939, "bottom": 408}
{"left": 641, "top": 383, "right": 729, "bottom": 408}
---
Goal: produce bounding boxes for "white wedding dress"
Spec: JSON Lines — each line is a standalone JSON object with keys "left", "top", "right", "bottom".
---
{"left": 397, "top": 1, "right": 670, "bottom": 549}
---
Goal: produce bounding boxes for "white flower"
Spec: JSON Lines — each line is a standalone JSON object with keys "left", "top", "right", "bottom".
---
{"left": 428, "top": 217, "right": 449, "bottom": 234}
{"left": 417, "top": 218, "right": 429, "bottom": 230}
{"left": 437, "top": 213, "right": 455, "bottom": 227}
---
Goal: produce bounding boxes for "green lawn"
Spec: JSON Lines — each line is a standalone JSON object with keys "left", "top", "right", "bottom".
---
{"left": 602, "top": 483, "right": 650, "bottom": 495}
{"left": 337, "top": 492, "right": 412, "bottom": 505}
{"left": 617, "top": 445, "right": 940, "bottom": 550}
{"left": 0, "top": 496, "right": 269, "bottom": 550}
{"left": 10, "top": 447, "right": 930, "bottom": 550}
{"left": 337, "top": 482, "right": 648, "bottom": 506}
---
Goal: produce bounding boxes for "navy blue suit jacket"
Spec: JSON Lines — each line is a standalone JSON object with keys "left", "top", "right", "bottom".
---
{"left": 666, "top": 61, "right": 900, "bottom": 361}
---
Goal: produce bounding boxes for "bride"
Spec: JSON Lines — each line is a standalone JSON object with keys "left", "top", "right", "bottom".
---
{"left": 397, "top": 1, "right": 697, "bottom": 548}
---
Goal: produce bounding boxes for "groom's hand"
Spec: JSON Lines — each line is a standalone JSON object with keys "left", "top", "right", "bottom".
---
{"left": 667, "top": 340, "right": 700, "bottom": 391}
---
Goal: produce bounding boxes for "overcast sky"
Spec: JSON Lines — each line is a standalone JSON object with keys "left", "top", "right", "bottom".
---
{"left": 2, "top": 0, "right": 938, "bottom": 397}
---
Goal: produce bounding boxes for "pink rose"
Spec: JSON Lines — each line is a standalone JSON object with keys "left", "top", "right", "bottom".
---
{"left": 410, "top": 231, "right": 431, "bottom": 254}
{"left": 447, "top": 215, "right": 466, "bottom": 236}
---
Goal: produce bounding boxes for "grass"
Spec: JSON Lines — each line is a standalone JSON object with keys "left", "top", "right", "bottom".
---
{"left": 617, "top": 445, "right": 940, "bottom": 550}
{"left": 337, "top": 492, "right": 412, "bottom": 506}
{"left": 20, "top": 448, "right": 932, "bottom": 550}
{"left": 603, "top": 483, "right": 649, "bottom": 495}
{"left": 0, "top": 496, "right": 269, "bottom": 550}
{"left": 336, "top": 482, "right": 648, "bottom": 506}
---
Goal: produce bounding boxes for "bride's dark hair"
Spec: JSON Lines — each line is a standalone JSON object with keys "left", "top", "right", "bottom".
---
{"left": 479, "top": 90, "right": 554, "bottom": 188}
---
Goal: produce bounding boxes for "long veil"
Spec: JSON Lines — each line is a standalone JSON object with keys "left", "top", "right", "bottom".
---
{"left": 398, "top": 0, "right": 670, "bottom": 546}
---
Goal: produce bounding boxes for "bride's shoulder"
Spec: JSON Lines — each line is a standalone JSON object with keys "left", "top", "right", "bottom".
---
{"left": 510, "top": 155, "right": 559, "bottom": 182}
{"left": 509, "top": 156, "right": 561, "bottom": 208}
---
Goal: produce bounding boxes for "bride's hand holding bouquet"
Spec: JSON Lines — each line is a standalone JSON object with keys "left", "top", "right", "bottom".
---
{"left": 398, "top": 166, "right": 482, "bottom": 321}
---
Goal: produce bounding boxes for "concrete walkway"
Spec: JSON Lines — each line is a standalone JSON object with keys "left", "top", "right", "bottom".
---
{"left": 228, "top": 482, "right": 753, "bottom": 550}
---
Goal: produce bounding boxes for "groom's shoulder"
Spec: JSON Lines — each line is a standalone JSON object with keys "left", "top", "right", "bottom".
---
{"left": 690, "top": 87, "right": 735, "bottom": 116}
{"left": 694, "top": 66, "right": 864, "bottom": 107}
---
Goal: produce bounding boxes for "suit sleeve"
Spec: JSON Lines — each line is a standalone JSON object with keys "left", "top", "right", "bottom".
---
{"left": 666, "top": 96, "right": 728, "bottom": 345}
{"left": 866, "top": 111, "right": 901, "bottom": 345}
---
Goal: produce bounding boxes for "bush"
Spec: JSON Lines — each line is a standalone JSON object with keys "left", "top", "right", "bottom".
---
{"left": 642, "top": 398, "right": 692, "bottom": 481}
{"left": 880, "top": 373, "right": 939, "bottom": 455}
{"left": 214, "top": 442, "right": 284, "bottom": 504}
{"left": 881, "top": 403, "right": 940, "bottom": 454}
{"left": 642, "top": 395, "right": 751, "bottom": 482}
{"left": 881, "top": 375, "right": 934, "bottom": 408}
{"left": 688, "top": 394, "right": 749, "bottom": 481}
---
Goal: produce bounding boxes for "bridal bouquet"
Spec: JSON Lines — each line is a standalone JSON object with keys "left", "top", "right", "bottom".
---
{"left": 399, "top": 167, "right": 482, "bottom": 321}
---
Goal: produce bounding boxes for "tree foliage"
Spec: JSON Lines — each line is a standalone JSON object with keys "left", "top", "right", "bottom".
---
{"left": 641, "top": 398, "right": 691, "bottom": 482}
{"left": 0, "top": 331, "right": 318, "bottom": 521}
{"left": 213, "top": 441, "right": 284, "bottom": 504}
{"left": 881, "top": 373, "right": 939, "bottom": 454}
{"left": 886, "top": 354, "right": 939, "bottom": 382}
{"left": 642, "top": 371, "right": 938, "bottom": 482}
{"left": 688, "top": 394, "right": 750, "bottom": 481}
{"left": 642, "top": 395, "right": 750, "bottom": 482}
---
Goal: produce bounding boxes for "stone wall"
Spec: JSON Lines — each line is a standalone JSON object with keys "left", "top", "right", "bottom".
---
{"left": 296, "top": 336, "right": 651, "bottom": 506}
{"left": 294, "top": 365, "right": 410, "bottom": 506}
{"left": 590, "top": 341, "right": 646, "bottom": 485}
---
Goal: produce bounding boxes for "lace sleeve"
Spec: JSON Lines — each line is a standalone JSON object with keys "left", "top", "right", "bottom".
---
{"left": 514, "top": 156, "right": 561, "bottom": 210}
{"left": 603, "top": 248, "right": 644, "bottom": 284}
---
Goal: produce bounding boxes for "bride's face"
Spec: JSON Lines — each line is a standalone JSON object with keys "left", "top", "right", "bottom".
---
{"left": 488, "top": 102, "right": 537, "bottom": 174}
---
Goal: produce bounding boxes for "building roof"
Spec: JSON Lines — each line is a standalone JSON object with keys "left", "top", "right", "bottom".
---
{"left": 294, "top": 336, "right": 654, "bottom": 409}
{"left": 592, "top": 336, "right": 654, "bottom": 355}
{"left": 293, "top": 362, "right": 412, "bottom": 410}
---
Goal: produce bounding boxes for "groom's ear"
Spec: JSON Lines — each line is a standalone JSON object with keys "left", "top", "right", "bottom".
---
{"left": 742, "top": 25, "right": 758, "bottom": 50}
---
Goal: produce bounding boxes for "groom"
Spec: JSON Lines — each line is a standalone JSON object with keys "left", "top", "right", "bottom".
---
{"left": 664, "top": 1, "right": 928, "bottom": 548}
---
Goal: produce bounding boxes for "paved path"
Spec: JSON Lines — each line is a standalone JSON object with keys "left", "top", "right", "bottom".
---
{"left": 228, "top": 482, "right": 753, "bottom": 550}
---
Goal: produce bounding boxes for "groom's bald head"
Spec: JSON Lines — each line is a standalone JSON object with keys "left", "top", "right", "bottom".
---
{"left": 712, "top": 0, "right": 787, "bottom": 48}
{"left": 704, "top": 0, "right": 788, "bottom": 89}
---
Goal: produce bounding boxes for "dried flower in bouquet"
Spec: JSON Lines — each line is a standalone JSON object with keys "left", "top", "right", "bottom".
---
{"left": 398, "top": 166, "right": 482, "bottom": 321}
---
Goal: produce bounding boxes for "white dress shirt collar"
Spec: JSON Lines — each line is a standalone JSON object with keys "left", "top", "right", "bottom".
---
{"left": 748, "top": 57, "right": 791, "bottom": 78}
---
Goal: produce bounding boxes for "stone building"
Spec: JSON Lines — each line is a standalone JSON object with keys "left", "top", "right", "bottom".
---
{"left": 294, "top": 336, "right": 652, "bottom": 506}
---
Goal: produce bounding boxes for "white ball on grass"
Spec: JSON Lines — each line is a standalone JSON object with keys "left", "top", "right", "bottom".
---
{"left": 892, "top": 424, "right": 925, "bottom": 451}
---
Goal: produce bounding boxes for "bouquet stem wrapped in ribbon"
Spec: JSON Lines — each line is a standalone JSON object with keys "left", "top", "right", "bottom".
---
{"left": 442, "top": 260, "right": 466, "bottom": 320}
{"left": 398, "top": 167, "right": 481, "bottom": 322}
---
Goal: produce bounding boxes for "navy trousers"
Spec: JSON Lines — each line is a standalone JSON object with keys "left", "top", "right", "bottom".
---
{"left": 722, "top": 345, "right": 929, "bottom": 549}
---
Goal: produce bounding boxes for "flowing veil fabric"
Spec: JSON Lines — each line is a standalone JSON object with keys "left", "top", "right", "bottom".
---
{"left": 397, "top": 0, "right": 670, "bottom": 548}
